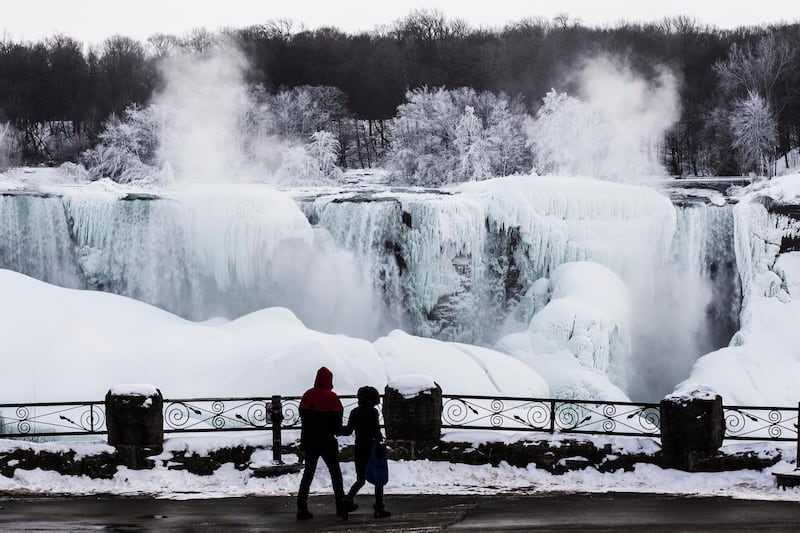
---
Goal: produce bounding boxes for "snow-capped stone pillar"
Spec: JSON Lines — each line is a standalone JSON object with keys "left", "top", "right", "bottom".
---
{"left": 105, "top": 384, "right": 163, "bottom": 469}
{"left": 659, "top": 385, "right": 724, "bottom": 469}
{"left": 382, "top": 375, "right": 442, "bottom": 442}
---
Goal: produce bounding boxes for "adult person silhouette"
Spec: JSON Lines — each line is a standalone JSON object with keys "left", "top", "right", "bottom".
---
{"left": 296, "top": 366, "right": 348, "bottom": 521}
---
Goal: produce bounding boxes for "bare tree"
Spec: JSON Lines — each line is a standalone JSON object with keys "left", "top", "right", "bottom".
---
{"left": 729, "top": 91, "right": 778, "bottom": 177}
{"left": 714, "top": 34, "right": 795, "bottom": 114}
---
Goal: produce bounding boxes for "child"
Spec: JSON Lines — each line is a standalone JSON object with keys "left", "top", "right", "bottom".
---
{"left": 341, "top": 385, "right": 391, "bottom": 518}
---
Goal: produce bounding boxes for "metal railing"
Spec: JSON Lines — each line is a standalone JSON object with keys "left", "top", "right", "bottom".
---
{"left": 723, "top": 405, "right": 799, "bottom": 442}
{"left": 441, "top": 395, "right": 661, "bottom": 438}
{"left": 160, "top": 395, "right": 361, "bottom": 432}
{"left": 0, "top": 401, "right": 106, "bottom": 438}
{"left": 0, "top": 396, "right": 796, "bottom": 443}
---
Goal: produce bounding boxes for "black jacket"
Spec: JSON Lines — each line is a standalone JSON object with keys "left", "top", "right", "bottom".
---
{"left": 342, "top": 405, "right": 382, "bottom": 452}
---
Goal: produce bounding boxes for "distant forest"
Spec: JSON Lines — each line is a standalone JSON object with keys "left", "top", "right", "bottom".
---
{"left": 1, "top": 11, "right": 799, "bottom": 177}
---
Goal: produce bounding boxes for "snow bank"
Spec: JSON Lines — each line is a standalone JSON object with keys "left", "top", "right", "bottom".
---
{"left": 374, "top": 330, "right": 549, "bottom": 397}
{"left": 0, "top": 270, "right": 548, "bottom": 402}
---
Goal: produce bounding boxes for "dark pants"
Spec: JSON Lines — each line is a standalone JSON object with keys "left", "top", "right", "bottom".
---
{"left": 297, "top": 443, "right": 345, "bottom": 512}
{"left": 347, "top": 446, "right": 384, "bottom": 509}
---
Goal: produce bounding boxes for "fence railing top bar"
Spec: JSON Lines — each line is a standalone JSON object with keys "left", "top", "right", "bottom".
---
{"left": 441, "top": 394, "right": 661, "bottom": 408}
{"left": 162, "top": 395, "right": 317, "bottom": 403}
{"left": 724, "top": 404, "right": 800, "bottom": 411}
{"left": 0, "top": 401, "right": 105, "bottom": 408}
{"left": 5, "top": 398, "right": 797, "bottom": 411}
{"left": 162, "top": 397, "right": 275, "bottom": 403}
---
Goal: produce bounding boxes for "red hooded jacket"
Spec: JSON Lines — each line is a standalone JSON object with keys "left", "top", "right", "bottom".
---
{"left": 299, "top": 367, "right": 343, "bottom": 450}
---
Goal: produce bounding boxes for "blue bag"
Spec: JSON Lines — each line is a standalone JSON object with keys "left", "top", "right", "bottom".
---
{"left": 365, "top": 442, "right": 389, "bottom": 486}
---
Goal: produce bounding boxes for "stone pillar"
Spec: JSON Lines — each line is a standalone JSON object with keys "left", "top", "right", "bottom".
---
{"left": 660, "top": 386, "right": 724, "bottom": 469}
{"left": 105, "top": 384, "right": 163, "bottom": 469}
{"left": 382, "top": 378, "right": 442, "bottom": 442}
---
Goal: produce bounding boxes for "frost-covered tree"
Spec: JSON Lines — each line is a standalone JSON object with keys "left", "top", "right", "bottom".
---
{"left": 527, "top": 90, "right": 606, "bottom": 177}
{"left": 274, "top": 131, "right": 343, "bottom": 186}
{"left": 260, "top": 85, "right": 348, "bottom": 141}
{"left": 305, "top": 130, "right": 344, "bottom": 182}
{"left": 713, "top": 35, "right": 794, "bottom": 175}
{"left": 99, "top": 104, "right": 162, "bottom": 162}
{"left": 729, "top": 91, "right": 778, "bottom": 177}
{"left": 454, "top": 106, "right": 492, "bottom": 181}
{"left": 81, "top": 104, "right": 167, "bottom": 184}
{"left": 527, "top": 68, "right": 676, "bottom": 182}
{"left": 0, "top": 122, "right": 11, "bottom": 170}
{"left": 386, "top": 87, "right": 531, "bottom": 185}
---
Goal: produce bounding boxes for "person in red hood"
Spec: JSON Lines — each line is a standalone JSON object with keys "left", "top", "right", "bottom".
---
{"left": 296, "top": 366, "right": 348, "bottom": 520}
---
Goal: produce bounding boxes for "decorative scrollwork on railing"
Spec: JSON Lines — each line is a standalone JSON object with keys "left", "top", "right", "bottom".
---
{"left": 2, "top": 395, "right": 796, "bottom": 443}
{"left": 164, "top": 401, "right": 197, "bottom": 428}
{"left": 245, "top": 402, "right": 268, "bottom": 427}
{"left": 441, "top": 396, "right": 552, "bottom": 431}
{"left": 553, "top": 401, "right": 660, "bottom": 437}
{"left": 277, "top": 396, "right": 379, "bottom": 429}
{"left": 162, "top": 399, "right": 272, "bottom": 432}
{"left": 0, "top": 403, "right": 106, "bottom": 436}
{"left": 723, "top": 407, "right": 798, "bottom": 441}
{"left": 281, "top": 398, "right": 302, "bottom": 428}
{"left": 521, "top": 402, "right": 551, "bottom": 428}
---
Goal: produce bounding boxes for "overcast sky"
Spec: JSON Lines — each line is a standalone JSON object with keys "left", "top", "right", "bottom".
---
{"left": 2, "top": 0, "right": 796, "bottom": 45}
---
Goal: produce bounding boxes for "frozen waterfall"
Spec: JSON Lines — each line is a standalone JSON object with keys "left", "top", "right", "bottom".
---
{"left": 0, "top": 174, "right": 742, "bottom": 400}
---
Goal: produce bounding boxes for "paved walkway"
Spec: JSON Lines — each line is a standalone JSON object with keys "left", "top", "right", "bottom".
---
{"left": 1, "top": 492, "right": 799, "bottom": 531}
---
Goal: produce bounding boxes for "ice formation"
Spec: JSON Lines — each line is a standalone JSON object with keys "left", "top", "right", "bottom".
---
{"left": 679, "top": 173, "right": 800, "bottom": 405}
{"left": 0, "top": 169, "right": 749, "bottom": 401}
{"left": 0, "top": 180, "right": 385, "bottom": 339}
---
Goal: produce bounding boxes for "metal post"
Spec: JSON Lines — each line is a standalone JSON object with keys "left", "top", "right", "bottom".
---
{"left": 549, "top": 399, "right": 556, "bottom": 434}
{"left": 796, "top": 402, "right": 799, "bottom": 471}
{"left": 270, "top": 395, "right": 284, "bottom": 463}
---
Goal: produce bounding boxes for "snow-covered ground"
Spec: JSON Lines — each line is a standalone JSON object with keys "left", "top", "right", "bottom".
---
{"left": 1, "top": 435, "right": 796, "bottom": 501}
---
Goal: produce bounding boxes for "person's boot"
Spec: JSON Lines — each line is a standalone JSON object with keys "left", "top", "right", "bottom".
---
{"left": 345, "top": 495, "right": 358, "bottom": 512}
{"left": 296, "top": 509, "right": 313, "bottom": 520}
{"left": 336, "top": 498, "right": 349, "bottom": 520}
{"left": 373, "top": 503, "right": 391, "bottom": 519}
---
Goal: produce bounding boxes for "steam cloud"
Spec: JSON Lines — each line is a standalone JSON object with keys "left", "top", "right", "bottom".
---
{"left": 156, "top": 46, "right": 266, "bottom": 183}
{"left": 529, "top": 54, "right": 681, "bottom": 182}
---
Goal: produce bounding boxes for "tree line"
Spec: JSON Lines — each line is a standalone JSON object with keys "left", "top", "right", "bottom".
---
{"left": 1, "top": 10, "right": 799, "bottom": 177}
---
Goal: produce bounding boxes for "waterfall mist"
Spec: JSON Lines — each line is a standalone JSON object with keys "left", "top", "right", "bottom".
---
{"left": 146, "top": 46, "right": 394, "bottom": 338}
{"left": 528, "top": 53, "right": 738, "bottom": 400}
{"left": 528, "top": 54, "right": 681, "bottom": 182}
{"left": 625, "top": 204, "right": 739, "bottom": 400}
{"left": 154, "top": 45, "right": 288, "bottom": 184}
